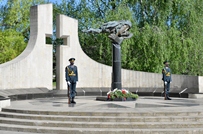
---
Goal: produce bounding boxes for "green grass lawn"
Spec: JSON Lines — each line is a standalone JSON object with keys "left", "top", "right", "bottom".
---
{"left": 53, "top": 81, "right": 56, "bottom": 88}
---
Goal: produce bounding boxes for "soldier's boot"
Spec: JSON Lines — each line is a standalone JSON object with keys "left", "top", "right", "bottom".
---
{"left": 71, "top": 98, "right": 76, "bottom": 104}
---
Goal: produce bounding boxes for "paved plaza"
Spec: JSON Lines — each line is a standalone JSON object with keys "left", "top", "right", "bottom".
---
{"left": 1, "top": 96, "right": 203, "bottom": 134}
{"left": 4, "top": 96, "right": 203, "bottom": 113}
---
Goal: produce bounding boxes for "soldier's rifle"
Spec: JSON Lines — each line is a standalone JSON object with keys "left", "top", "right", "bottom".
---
{"left": 67, "top": 84, "right": 70, "bottom": 104}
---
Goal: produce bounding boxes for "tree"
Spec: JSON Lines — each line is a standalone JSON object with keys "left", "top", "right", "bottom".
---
{"left": 0, "top": 0, "right": 47, "bottom": 64}
{"left": 1, "top": 0, "right": 203, "bottom": 76}
{"left": 0, "top": 29, "right": 26, "bottom": 63}
{"left": 79, "top": 0, "right": 203, "bottom": 75}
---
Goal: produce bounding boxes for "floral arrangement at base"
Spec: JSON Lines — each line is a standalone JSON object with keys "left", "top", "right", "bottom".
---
{"left": 107, "top": 88, "right": 139, "bottom": 101}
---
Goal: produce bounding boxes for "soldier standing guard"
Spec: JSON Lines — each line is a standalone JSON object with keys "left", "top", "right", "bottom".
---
{"left": 162, "top": 60, "right": 172, "bottom": 100}
{"left": 65, "top": 58, "right": 78, "bottom": 104}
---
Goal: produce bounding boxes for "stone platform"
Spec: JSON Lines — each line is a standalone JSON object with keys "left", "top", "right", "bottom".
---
{"left": 3, "top": 96, "right": 203, "bottom": 112}
{"left": 0, "top": 96, "right": 203, "bottom": 134}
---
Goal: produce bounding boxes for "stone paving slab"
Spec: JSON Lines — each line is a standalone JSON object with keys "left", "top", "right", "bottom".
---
{"left": 1, "top": 124, "right": 203, "bottom": 134}
{"left": 4, "top": 96, "right": 203, "bottom": 113}
{"left": 0, "top": 130, "right": 51, "bottom": 134}
{"left": 1, "top": 96, "right": 203, "bottom": 134}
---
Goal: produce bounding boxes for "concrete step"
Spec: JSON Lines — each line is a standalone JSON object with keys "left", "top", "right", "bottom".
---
{"left": 2, "top": 108, "right": 203, "bottom": 117}
{"left": 1, "top": 107, "right": 203, "bottom": 134}
{"left": 0, "top": 111, "right": 203, "bottom": 122}
{"left": 0, "top": 117, "right": 203, "bottom": 129}
{"left": 0, "top": 123, "right": 203, "bottom": 134}
{"left": 0, "top": 130, "right": 49, "bottom": 134}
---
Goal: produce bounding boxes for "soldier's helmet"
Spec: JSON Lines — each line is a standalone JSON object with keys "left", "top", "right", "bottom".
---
{"left": 69, "top": 58, "right": 75, "bottom": 62}
{"left": 163, "top": 60, "right": 169, "bottom": 64}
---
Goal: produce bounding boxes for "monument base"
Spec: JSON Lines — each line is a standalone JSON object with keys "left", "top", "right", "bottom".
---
{"left": 96, "top": 96, "right": 136, "bottom": 101}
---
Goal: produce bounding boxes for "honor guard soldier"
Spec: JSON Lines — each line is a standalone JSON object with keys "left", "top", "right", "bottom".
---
{"left": 162, "top": 60, "right": 172, "bottom": 100}
{"left": 65, "top": 58, "right": 78, "bottom": 104}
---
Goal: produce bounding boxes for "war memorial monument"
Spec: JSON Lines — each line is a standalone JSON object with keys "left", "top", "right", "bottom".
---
{"left": 0, "top": 3, "right": 203, "bottom": 134}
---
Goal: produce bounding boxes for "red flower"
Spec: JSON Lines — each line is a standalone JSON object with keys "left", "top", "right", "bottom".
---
{"left": 108, "top": 94, "right": 111, "bottom": 99}
{"left": 122, "top": 90, "right": 126, "bottom": 94}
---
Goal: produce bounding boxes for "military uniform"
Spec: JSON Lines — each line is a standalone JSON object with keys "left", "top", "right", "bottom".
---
{"left": 162, "top": 61, "right": 172, "bottom": 100}
{"left": 65, "top": 58, "right": 78, "bottom": 103}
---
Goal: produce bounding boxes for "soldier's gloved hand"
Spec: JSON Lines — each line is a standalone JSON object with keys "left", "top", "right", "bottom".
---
{"left": 164, "top": 81, "right": 167, "bottom": 85}
{"left": 67, "top": 81, "right": 71, "bottom": 85}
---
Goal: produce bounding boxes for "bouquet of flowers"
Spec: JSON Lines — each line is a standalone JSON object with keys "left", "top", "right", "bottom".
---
{"left": 107, "top": 88, "right": 138, "bottom": 101}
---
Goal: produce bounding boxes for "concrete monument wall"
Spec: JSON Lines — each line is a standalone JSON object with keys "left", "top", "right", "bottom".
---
{"left": 56, "top": 15, "right": 111, "bottom": 90}
{"left": 0, "top": 3, "right": 201, "bottom": 95}
{"left": 198, "top": 76, "right": 203, "bottom": 93}
{"left": 0, "top": 4, "right": 53, "bottom": 90}
{"left": 56, "top": 14, "right": 200, "bottom": 94}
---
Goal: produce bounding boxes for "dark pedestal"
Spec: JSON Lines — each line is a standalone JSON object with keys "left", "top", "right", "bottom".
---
{"left": 96, "top": 96, "right": 136, "bottom": 101}
{"left": 111, "top": 43, "right": 122, "bottom": 90}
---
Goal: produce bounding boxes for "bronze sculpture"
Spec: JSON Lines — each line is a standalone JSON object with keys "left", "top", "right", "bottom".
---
{"left": 83, "top": 20, "right": 133, "bottom": 90}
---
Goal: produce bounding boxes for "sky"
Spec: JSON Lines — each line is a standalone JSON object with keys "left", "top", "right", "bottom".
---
{"left": 47, "top": 0, "right": 62, "bottom": 4}
{"left": 48, "top": 0, "right": 81, "bottom": 5}
{"left": 0, "top": 0, "right": 67, "bottom": 6}
{"left": 0, "top": 0, "right": 81, "bottom": 6}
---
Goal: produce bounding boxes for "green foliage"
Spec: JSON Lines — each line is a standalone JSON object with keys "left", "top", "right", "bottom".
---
{"left": 108, "top": 89, "right": 139, "bottom": 100}
{"left": 1, "top": 0, "right": 203, "bottom": 77}
{"left": 77, "top": 0, "right": 203, "bottom": 76}
{"left": 0, "top": 0, "right": 47, "bottom": 64}
{"left": 0, "top": 29, "right": 26, "bottom": 63}
{"left": 1, "top": 0, "right": 46, "bottom": 40}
